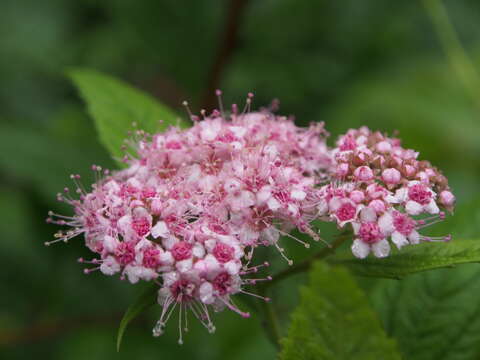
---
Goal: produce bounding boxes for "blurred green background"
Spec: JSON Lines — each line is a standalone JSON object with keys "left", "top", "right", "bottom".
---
{"left": 1, "top": 0, "right": 480, "bottom": 359}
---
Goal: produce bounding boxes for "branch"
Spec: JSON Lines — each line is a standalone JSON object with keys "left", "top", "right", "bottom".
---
{"left": 257, "top": 288, "right": 282, "bottom": 349}
{"left": 262, "top": 232, "right": 351, "bottom": 290}
{"left": 201, "top": 0, "right": 250, "bottom": 110}
{"left": 256, "top": 232, "right": 351, "bottom": 347}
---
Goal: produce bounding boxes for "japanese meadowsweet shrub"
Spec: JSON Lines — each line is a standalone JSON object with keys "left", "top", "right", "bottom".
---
{"left": 47, "top": 94, "right": 455, "bottom": 343}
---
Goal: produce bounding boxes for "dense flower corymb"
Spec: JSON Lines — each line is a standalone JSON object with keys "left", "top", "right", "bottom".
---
{"left": 317, "top": 126, "right": 455, "bottom": 258}
{"left": 46, "top": 101, "right": 331, "bottom": 343}
{"left": 46, "top": 97, "right": 455, "bottom": 342}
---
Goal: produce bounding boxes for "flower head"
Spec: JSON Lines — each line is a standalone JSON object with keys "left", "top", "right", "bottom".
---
{"left": 46, "top": 95, "right": 331, "bottom": 341}
{"left": 319, "top": 127, "right": 455, "bottom": 258}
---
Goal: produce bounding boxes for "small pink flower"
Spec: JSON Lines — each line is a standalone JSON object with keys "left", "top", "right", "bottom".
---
{"left": 382, "top": 168, "right": 401, "bottom": 185}
{"left": 358, "top": 222, "right": 384, "bottom": 244}
{"left": 212, "top": 242, "right": 235, "bottom": 263}
{"left": 439, "top": 190, "right": 455, "bottom": 208}
{"left": 354, "top": 166, "right": 374, "bottom": 182}
{"left": 339, "top": 135, "right": 356, "bottom": 151}
{"left": 368, "top": 199, "right": 386, "bottom": 214}
{"left": 171, "top": 241, "right": 192, "bottom": 261}
{"left": 213, "top": 272, "right": 233, "bottom": 296}
{"left": 376, "top": 141, "right": 392, "bottom": 153}
{"left": 408, "top": 183, "right": 432, "bottom": 205}
{"left": 349, "top": 190, "right": 365, "bottom": 203}
{"left": 335, "top": 202, "right": 357, "bottom": 222}
{"left": 337, "top": 163, "right": 349, "bottom": 177}
{"left": 165, "top": 140, "right": 182, "bottom": 150}
{"left": 115, "top": 242, "right": 136, "bottom": 265}
{"left": 132, "top": 217, "right": 151, "bottom": 236}
{"left": 143, "top": 247, "right": 162, "bottom": 269}
{"left": 393, "top": 211, "right": 416, "bottom": 236}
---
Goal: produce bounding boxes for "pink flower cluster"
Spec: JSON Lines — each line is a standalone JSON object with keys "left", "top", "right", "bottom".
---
{"left": 318, "top": 126, "right": 455, "bottom": 258}
{"left": 47, "top": 106, "right": 331, "bottom": 343}
{"left": 47, "top": 101, "right": 455, "bottom": 342}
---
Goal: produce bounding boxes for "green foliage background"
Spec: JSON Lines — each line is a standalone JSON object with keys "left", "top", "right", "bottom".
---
{"left": 1, "top": 0, "right": 480, "bottom": 359}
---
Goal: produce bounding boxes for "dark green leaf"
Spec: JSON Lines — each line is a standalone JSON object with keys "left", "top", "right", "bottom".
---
{"left": 69, "top": 69, "right": 188, "bottom": 165}
{"left": 330, "top": 239, "right": 480, "bottom": 279}
{"left": 116, "top": 284, "right": 157, "bottom": 352}
{"left": 279, "top": 262, "right": 401, "bottom": 360}
{"left": 369, "top": 264, "right": 480, "bottom": 360}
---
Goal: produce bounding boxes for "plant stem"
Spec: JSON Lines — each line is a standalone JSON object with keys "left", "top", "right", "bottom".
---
{"left": 256, "top": 232, "right": 351, "bottom": 348}
{"left": 258, "top": 288, "right": 282, "bottom": 349}
{"left": 201, "top": 0, "right": 250, "bottom": 110}
{"left": 262, "top": 232, "right": 350, "bottom": 290}
{"left": 422, "top": 0, "right": 480, "bottom": 106}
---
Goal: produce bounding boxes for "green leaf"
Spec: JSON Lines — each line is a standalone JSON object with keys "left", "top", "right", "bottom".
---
{"left": 279, "top": 262, "right": 401, "bottom": 360}
{"left": 330, "top": 239, "right": 480, "bottom": 279}
{"left": 116, "top": 284, "right": 157, "bottom": 352}
{"left": 69, "top": 69, "right": 188, "bottom": 165}
{"left": 369, "top": 264, "right": 480, "bottom": 360}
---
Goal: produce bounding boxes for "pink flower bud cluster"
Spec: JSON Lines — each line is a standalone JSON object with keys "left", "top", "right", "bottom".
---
{"left": 47, "top": 106, "right": 331, "bottom": 343}
{"left": 317, "top": 126, "right": 455, "bottom": 258}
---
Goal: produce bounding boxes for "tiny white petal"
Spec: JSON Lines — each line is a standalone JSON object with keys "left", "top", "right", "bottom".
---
{"left": 140, "top": 268, "right": 158, "bottom": 281}
{"left": 162, "top": 236, "right": 178, "bottom": 250}
{"left": 199, "top": 282, "right": 215, "bottom": 304}
{"left": 291, "top": 189, "right": 306, "bottom": 201}
{"left": 204, "top": 254, "right": 221, "bottom": 271}
{"left": 360, "top": 207, "right": 377, "bottom": 222}
{"left": 159, "top": 251, "right": 174, "bottom": 266}
{"left": 204, "top": 239, "right": 217, "bottom": 252}
{"left": 391, "top": 231, "right": 408, "bottom": 249}
{"left": 224, "top": 260, "right": 241, "bottom": 275}
{"left": 224, "top": 178, "right": 242, "bottom": 193}
{"left": 267, "top": 197, "right": 281, "bottom": 211}
{"left": 257, "top": 186, "right": 272, "bottom": 203}
{"left": 405, "top": 201, "right": 423, "bottom": 215}
{"left": 425, "top": 199, "right": 440, "bottom": 214}
{"left": 151, "top": 221, "right": 169, "bottom": 239}
{"left": 162, "top": 271, "right": 179, "bottom": 286}
{"left": 317, "top": 199, "right": 329, "bottom": 216}
{"left": 408, "top": 230, "right": 420, "bottom": 244}
{"left": 192, "top": 243, "right": 205, "bottom": 258}
{"left": 124, "top": 265, "right": 141, "bottom": 284}
{"left": 388, "top": 188, "right": 407, "bottom": 203}
{"left": 176, "top": 259, "right": 193, "bottom": 273}
{"left": 103, "top": 235, "right": 119, "bottom": 253}
{"left": 229, "top": 126, "right": 247, "bottom": 138}
{"left": 372, "top": 239, "right": 390, "bottom": 258}
{"left": 351, "top": 239, "right": 370, "bottom": 259}
{"left": 117, "top": 215, "right": 132, "bottom": 233}
{"left": 328, "top": 197, "right": 342, "bottom": 212}
{"left": 287, "top": 203, "right": 299, "bottom": 216}
{"left": 99, "top": 256, "right": 120, "bottom": 275}
{"left": 230, "top": 190, "right": 255, "bottom": 210}
{"left": 378, "top": 213, "right": 394, "bottom": 235}
{"left": 261, "top": 227, "right": 279, "bottom": 245}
